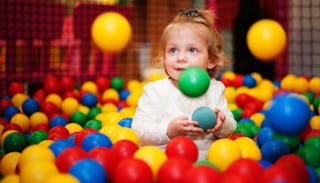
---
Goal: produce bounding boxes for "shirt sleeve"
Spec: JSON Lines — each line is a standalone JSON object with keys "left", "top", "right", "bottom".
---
{"left": 209, "top": 81, "right": 237, "bottom": 138}
{"left": 131, "top": 82, "right": 171, "bottom": 146}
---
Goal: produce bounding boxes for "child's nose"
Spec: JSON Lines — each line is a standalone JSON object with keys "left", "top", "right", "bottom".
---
{"left": 177, "top": 52, "right": 187, "bottom": 62}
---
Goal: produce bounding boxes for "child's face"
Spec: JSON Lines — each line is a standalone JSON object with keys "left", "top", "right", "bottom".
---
{"left": 163, "top": 23, "right": 215, "bottom": 81}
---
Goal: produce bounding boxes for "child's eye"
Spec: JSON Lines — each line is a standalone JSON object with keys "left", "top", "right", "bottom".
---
{"left": 189, "top": 48, "right": 197, "bottom": 53}
{"left": 169, "top": 48, "right": 178, "bottom": 54}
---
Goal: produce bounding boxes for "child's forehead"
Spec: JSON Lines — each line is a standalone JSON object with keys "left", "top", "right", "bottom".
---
{"left": 168, "top": 22, "right": 208, "bottom": 34}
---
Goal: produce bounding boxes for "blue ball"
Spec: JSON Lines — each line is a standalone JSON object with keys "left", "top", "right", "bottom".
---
{"left": 49, "top": 116, "right": 68, "bottom": 128}
{"left": 81, "top": 132, "right": 112, "bottom": 152}
{"left": 257, "top": 126, "right": 274, "bottom": 146}
{"left": 3, "top": 105, "right": 20, "bottom": 121}
{"left": 81, "top": 93, "right": 98, "bottom": 108}
{"left": 22, "top": 98, "right": 40, "bottom": 116}
{"left": 118, "top": 117, "right": 132, "bottom": 128}
{"left": 267, "top": 93, "right": 311, "bottom": 135}
{"left": 261, "top": 139, "right": 290, "bottom": 163}
{"left": 191, "top": 106, "right": 216, "bottom": 130}
{"left": 69, "top": 159, "right": 107, "bottom": 183}
{"left": 49, "top": 139, "right": 75, "bottom": 157}
{"left": 119, "top": 89, "right": 130, "bottom": 100}
{"left": 242, "top": 74, "right": 257, "bottom": 88}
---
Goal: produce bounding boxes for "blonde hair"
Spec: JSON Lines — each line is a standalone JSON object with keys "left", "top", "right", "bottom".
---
{"left": 156, "top": 9, "right": 231, "bottom": 78}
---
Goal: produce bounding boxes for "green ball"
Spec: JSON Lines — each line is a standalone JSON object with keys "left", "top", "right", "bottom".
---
{"left": 110, "top": 76, "right": 124, "bottom": 91}
{"left": 28, "top": 130, "right": 48, "bottom": 144}
{"left": 191, "top": 106, "right": 216, "bottom": 130}
{"left": 272, "top": 132, "right": 300, "bottom": 152}
{"left": 304, "top": 136, "right": 320, "bottom": 150}
{"left": 70, "top": 111, "right": 87, "bottom": 126}
{"left": 296, "top": 146, "right": 320, "bottom": 169}
{"left": 84, "top": 119, "right": 102, "bottom": 130}
{"left": 234, "top": 124, "right": 254, "bottom": 138}
{"left": 178, "top": 66, "right": 210, "bottom": 97}
{"left": 87, "top": 107, "right": 102, "bottom": 120}
{"left": 4, "top": 132, "right": 28, "bottom": 153}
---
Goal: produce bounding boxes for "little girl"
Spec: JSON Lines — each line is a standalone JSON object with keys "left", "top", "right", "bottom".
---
{"left": 132, "top": 9, "right": 236, "bottom": 160}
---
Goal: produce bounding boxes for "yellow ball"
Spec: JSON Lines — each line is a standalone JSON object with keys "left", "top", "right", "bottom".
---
{"left": 101, "top": 111, "right": 123, "bottom": 126}
{"left": 65, "top": 123, "right": 83, "bottom": 135}
{"left": 247, "top": 19, "right": 287, "bottom": 61}
{"left": 309, "top": 77, "right": 320, "bottom": 93}
{"left": 61, "top": 97, "right": 79, "bottom": 116}
{"left": 44, "top": 173, "right": 80, "bottom": 183}
{"left": 30, "top": 112, "right": 48, "bottom": 128}
{"left": 225, "top": 87, "right": 237, "bottom": 102}
{"left": 11, "top": 93, "right": 29, "bottom": 108}
{"left": 19, "top": 145, "right": 55, "bottom": 170}
{"left": 250, "top": 112, "right": 265, "bottom": 127}
{"left": 127, "top": 79, "right": 142, "bottom": 92}
{"left": 221, "top": 71, "right": 236, "bottom": 80}
{"left": 39, "top": 139, "right": 54, "bottom": 148}
{"left": 234, "top": 137, "right": 262, "bottom": 160}
{"left": 0, "top": 152, "right": 21, "bottom": 176}
{"left": 45, "top": 94, "right": 62, "bottom": 108}
{"left": 110, "top": 127, "right": 140, "bottom": 145}
{"left": 1, "top": 174, "right": 20, "bottom": 183}
{"left": 281, "top": 74, "right": 296, "bottom": 90}
{"left": 134, "top": 146, "right": 167, "bottom": 180}
{"left": 10, "top": 113, "right": 30, "bottom": 133}
{"left": 81, "top": 81, "right": 98, "bottom": 95}
{"left": 120, "top": 107, "right": 136, "bottom": 118}
{"left": 292, "top": 77, "right": 309, "bottom": 94}
{"left": 207, "top": 138, "right": 242, "bottom": 171}
{"left": 310, "top": 115, "right": 320, "bottom": 130}
{"left": 91, "top": 12, "right": 132, "bottom": 53}
{"left": 20, "top": 161, "right": 59, "bottom": 183}
{"left": 126, "top": 93, "right": 140, "bottom": 108}
{"left": 102, "top": 88, "right": 120, "bottom": 102}
{"left": 100, "top": 124, "right": 121, "bottom": 137}
{"left": 101, "top": 103, "right": 118, "bottom": 113}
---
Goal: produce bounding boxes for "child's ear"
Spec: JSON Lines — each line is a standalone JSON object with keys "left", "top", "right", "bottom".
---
{"left": 207, "top": 60, "right": 216, "bottom": 69}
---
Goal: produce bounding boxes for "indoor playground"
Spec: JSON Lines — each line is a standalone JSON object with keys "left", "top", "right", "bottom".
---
{"left": 0, "top": 0, "right": 320, "bottom": 182}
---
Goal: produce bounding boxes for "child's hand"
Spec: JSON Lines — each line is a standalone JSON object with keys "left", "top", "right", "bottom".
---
{"left": 167, "top": 116, "right": 205, "bottom": 139}
{"left": 206, "top": 108, "right": 226, "bottom": 133}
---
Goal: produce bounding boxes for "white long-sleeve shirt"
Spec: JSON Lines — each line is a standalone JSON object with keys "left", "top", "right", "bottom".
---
{"left": 132, "top": 77, "right": 237, "bottom": 159}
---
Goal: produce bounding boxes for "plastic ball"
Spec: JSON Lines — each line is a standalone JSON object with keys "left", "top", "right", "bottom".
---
{"left": 19, "top": 145, "right": 55, "bottom": 170}
{"left": 113, "top": 157, "right": 153, "bottom": 183}
{"left": 247, "top": 19, "right": 287, "bottom": 61}
{"left": 43, "top": 75, "right": 61, "bottom": 94}
{"left": 4, "top": 132, "right": 28, "bottom": 153}
{"left": 267, "top": 93, "right": 311, "bottom": 135}
{"left": 61, "top": 97, "right": 80, "bottom": 116}
{"left": 91, "top": 12, "right": 132, "bottom": 53}
{"left": 49, "top": 139, "right": 75, "bottom": 157}
{"left": 165, "top": 136, "right": 198, "bottom": 162}
{"left": 60, "top": 76, "right": 75, "bottom": 92}
{"left": 89, "top": 147, "right": 117, "bottom": 180}
{"left": 81, "top": 81, "right": 98, "bottom": 95}
{"left": 181, "top": 165, "right": 221, "bottom": 183}
{"left": 296, "top": 146, "right": 320, "bottom": 169}
{"left": 55, "top": 146, "right": 88, "bottom": 173}
{"left": 119, "top": 89, "right": 130, "bottom": 100}
{"left": 110, "top": 127, "right": 139, "bottom": 145}
{"left": 157, "top": 157, "right": 194, "bottom": 183}
{"left": 272, "top": 132, "right": 301, "bottom": 152}
{"left": 101, "top": 111, "right": 124, "bottom": 126}
{"left": 178, "top": 66, "right": 210, "bottom": 97}
{"left": 0, "top": 152, "right": 21, "bottom": 176}
{"left": 110, "top": 76, "right": 124, "bottom": 91}
{"left": 74, "top": 128, "right": 98, "bottom": 146}
{"left": 111, "top": 140, "right": 139, "bottom": 162}
{"left": 118, "top": 117, "right": 132, "bottom": 128}
{"left": 10, "top": 113, "right": 30, "bottom": 133}
{"left": 260, "top": 164, "right": 298, "bottom": 183}
{"left": 0, "top": 174, "right": 20, "bottom": 183}
{"left": 69, "top": 159, "right": 107, "bottom": 183}
{"left": 234, "top": 137, "right": 262, "bottom": 160}
{"left": 242, "top": 74, "right": 257, "bottom": 88}
{"left": 102, "top": 88, "right": 120, "bottom": 102}
{"left": 8, "top": 82, "right": 24, "bottom": 97}
{"left": 304, "top": 136, "right": 320, "bottom": 150}
{"left": 280, "top": 74, "right": 296, "bottom": 91}
{"left": 260, "top": 139, "right": 290, "bottom": 163}
{"left": 309, "top": 77, "right": 320, "bottom": 93}
{"left": 95, "top": 76, "right": 110, "bottom": 92}
{"left": 3, "top": 105, "right": 20, "bottom": 121}
{"left": 20, "top": 161, "right": 59, "bottom": 183}
{"left": 126, "top": 93, "right": 140, "bottom": 108}
{"left": 87, "top": 107, "right": 102, "bottom": 120}
{"left": 30, "top": 112, "right": 49, "bottom": 128}
{"left": 81, "top": 132, "right": 112, "bottom": 152}
{"left": 84, "top": 119, "right": 102, "bottom": 130}
{"left": 134, "top": 146, "right": 168, "bottom": 180}
{"left": 12, "top": 93, "right": 29, "bottom": 109}
{"left": 207, "top": 138, "right": 242, "bottom": 171}
{"left": 44, "top": 173, "right": 80, "bottom": 183}
{"left": 81, "top": 93, "right": 98, "bottom": 108}
{"left": 191, "top": 106, "right": 216, "bottom": 131}
{"left": 70, "top": 111, "right": 87, "bottom": 126}
{"left": 28, "top": 130, "right": 48, "bottom": 144}
{"left": 49, "top": 116, "right": 68, "bottom": 128}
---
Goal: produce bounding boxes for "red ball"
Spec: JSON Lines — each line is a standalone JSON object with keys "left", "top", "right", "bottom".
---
{"left": 33, "top": 89, "right": 46, "bottom": 103}
{"left": 60, "top": 76, "right": 75, "bottom": 92}
{"left": 224, "top": 158, "right": 263, "bottom": 183}
{"left": 95, "top": 76, "right": 110, "bottom": 92}
{"left": 113, "top": 158, "right": 153, "bottom": 183}
{"left": 220, "top": 173, "right": 252, "bottom": 183}
{"left": 165, "top": 136, "right": 198, "bottom": 162}
{"left": 275, "top": 154, "right": 309, "bottom": 183}
{"left": 0, "top": 99, "right": 12, "bottom": 116}
{"left": 48, "top": 126, "right": 70, "bottom": 141}
{"left": 235, "top": 93, "right": 255, "bottom": 108}
{"left": 220, "top": 78, "right": 233, "bottom": 87}
{"left": 41, "top": 101, "right": 58, "bottom": 117}
{"left": 181, "top": 165, "right": 221, "bottom": 183}
{"left": 111, "top": 140, "right": 139, "bottom": 162}
{"left": 8, "top": 82, "right": 24, "bottom": 97}
{"left": 3, "top": 123, "right": 23, "bottom": 133}
{"left": 55, "top": 146, "right": 88, "bottom": 172}
{"left": 43, "top": 74, "right": 60, "bottom": 94}
{"left": 157, "top": 157, "right": 193, "bottom": 183}
{"left": 74, "top": 128, "right": 98, "bottom": 147}
{"left": 89, "top": 147, "right": 118, "bottom": 181}
{"left": 29, "top": 123, "right": 49, "bottom": 133}
{"left": 232, "top": 74, "right": 244, "bottom": 87}
{"left": 62, "top": 90, "right": 79, "bottom": 100}
{"left": 259, "top": 164, "right": 299, "bottom": 183}
{"left": 229, "top": 133, "right": 246, "bottom": 140}
{"left": 305, "top": 129, "right": 320, "bottom": 140}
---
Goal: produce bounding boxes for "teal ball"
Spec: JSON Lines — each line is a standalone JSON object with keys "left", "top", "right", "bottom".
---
{"left": 191, "top": 106, "right": 216, "bottom": 130}
{"left": 178, "top": 66, "right": 210, "bottom": 97}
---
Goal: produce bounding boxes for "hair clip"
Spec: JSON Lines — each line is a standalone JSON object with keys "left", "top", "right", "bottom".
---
{"left": 180, "top": 9, "right": 199, "bottom": 17}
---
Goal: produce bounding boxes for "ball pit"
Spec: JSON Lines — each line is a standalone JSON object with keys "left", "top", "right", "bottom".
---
{"left": 0, "top": 73, "right": 320, "bottom": 182}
